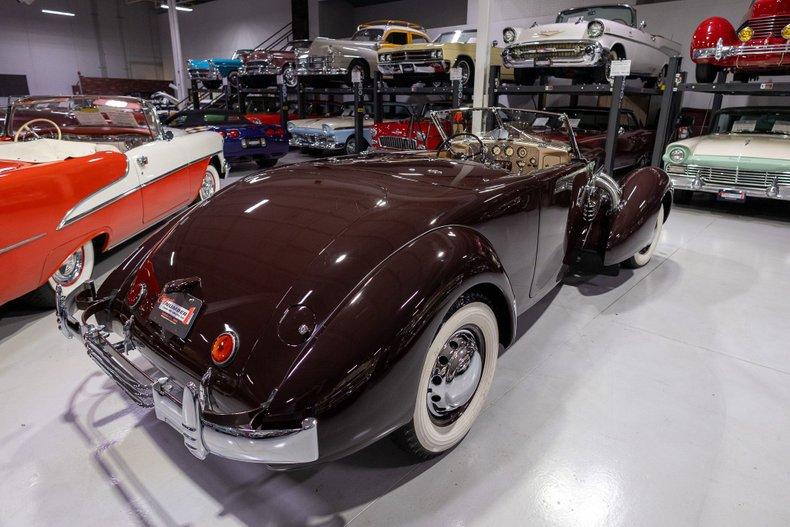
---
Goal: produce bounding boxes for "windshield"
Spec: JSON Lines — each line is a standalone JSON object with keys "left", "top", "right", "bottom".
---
{"left": 8, "top": 96, "right": 157, "bottom": 141}
{"left": 430, "top": 107, "right": 580, "bottom": 154}
{"left": 557, "top": 5, "right": 636, "bottom": 26}
{"left": 433, "top": 30, "right": 477, "bottom": 44}
{"left": 712, "top": 110, "right": 790, "bottom": 135}
{"left": 350, "top": 28, "right": 384, "bottom": 41}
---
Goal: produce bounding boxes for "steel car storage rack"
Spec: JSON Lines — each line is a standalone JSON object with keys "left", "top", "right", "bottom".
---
{"left": 487, "top": 55, "right": 684, "bottom": 175}
{"left": 372, "top": 71, "right": 472, "bottom": 121}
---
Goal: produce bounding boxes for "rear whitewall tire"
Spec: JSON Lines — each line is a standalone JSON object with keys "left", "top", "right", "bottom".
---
{"left": 199, "top": 165, "right": 221, "bottom": 201}
{"left": 47, "top": 241, "right": 95, "bottom": 296}
{"left": 623, "top": 204, "right": 664, "bottom": 268}
{"left": 401, "top": 300, "right": 499, "bottom": 456}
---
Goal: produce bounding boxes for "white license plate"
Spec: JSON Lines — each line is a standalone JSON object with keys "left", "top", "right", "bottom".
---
{"left": 246, "top": 139, "right": 262, "bottom": 147}
{"left": 718, "top": 189, "right": 746, "bottom": 202}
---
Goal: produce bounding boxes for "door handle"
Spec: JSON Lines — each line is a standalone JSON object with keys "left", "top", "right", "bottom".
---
{"left": 136, "top": 155, "right": 148, "bottom": 167}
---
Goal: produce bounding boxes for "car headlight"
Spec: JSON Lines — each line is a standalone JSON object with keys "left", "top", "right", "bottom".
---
{"left": 587, "top": 21, "right": 605, "bottom": 38}
{"left": 383, "top": 53, "right": 391, "bottom": 61}
{"left": 322, "top": 124, "right": 332, "bottom": 135}
{"left": 669, "top": 147, "right": 686, "bottom": 163}
{"left": 783, "top": 24, "right": 790, "bottom": 40}
{"left": 287, "top": 122, "right": 295, "bottom": 132}
{"left": 503, "top": 27, "right": 516, "bottom": 44}
{"left": 738, "top": 26, "right": 753, "bottom": 42}
{"left": 432, "top": 50, "right": 443, "bottom": 59}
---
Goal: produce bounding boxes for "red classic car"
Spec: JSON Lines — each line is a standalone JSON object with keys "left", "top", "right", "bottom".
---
{"left": 0, "top": 96, "right": 226, "bottom": 307}
{"left": 691, "top": 0, "right": 790, "bottom": 82}
{"left": 371, "top": 102, "right": 452, "bottom": 150}
{"left": 58, "top": 107, "right": 672, "bottom": 467}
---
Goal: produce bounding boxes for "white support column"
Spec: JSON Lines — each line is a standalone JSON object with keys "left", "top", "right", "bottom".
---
{"left": 472, "top": 0, "right": 491, "bottom": 132}
{"left": 167, "top": 0, "right": 187, "bottom": 102}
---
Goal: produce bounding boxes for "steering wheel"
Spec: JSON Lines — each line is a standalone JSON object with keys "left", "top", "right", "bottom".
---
{"left": 437, "top": 132, "right": 487, "bottom": 162}
{"left": 14, "top": 118, "right": 63, "bottom": 142}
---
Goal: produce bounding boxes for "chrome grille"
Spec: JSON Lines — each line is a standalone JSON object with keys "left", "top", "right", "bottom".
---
{"left": 508, "top": 41, "right": 588, "bottom": 60}
{"left": 297, "top": 56, "right": 330, "bottom": 68}
{"left": 379, "top": 136, "right": 418, "bottom": 149}
{"left": 387, "top": 50, "right": 436, "bottom": 62}
{"left": 741, "top": 16, "right": 790, "bottom": 39}
{"left": 684, "top": 165, "right": 790, "bottom": 189}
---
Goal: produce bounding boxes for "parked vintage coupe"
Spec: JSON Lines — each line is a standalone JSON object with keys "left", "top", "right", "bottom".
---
{"left": 57, "top": 107, "right": 671, "bottom": 467}
{"left": 502, "top": 4, "right": 679, "bottom": 84}
{"left": 296, "top": 20, "right": 430, "bottom": 85}
{"left": 239, "top": 47, "right": 298, "bottom": 89}
{"left": 663, "top": 106, "right": 790, "bottom": 202}
{"left": 378, "top": 28, "right": 513, "bottom": 87}
{"left": 288, "top": 101, "right": 413, "bottom": 154}
{"left": 546, "top": 106, "right": 656, "bottom": 172}
{"left": 164, "top": 109, "right": 288, "bottom": 168}
{"left": 691, "top": 0, "right": 790, "bottom": 83}
{"left": 0, "top": 96, "right": 225, "bottom": 307}
{"left": 187, "top": 50, "right": 251, "bottom": 89}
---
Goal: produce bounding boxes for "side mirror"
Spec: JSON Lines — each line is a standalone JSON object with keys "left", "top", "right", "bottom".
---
{"left": 163, "top": 130, "right": 174, "bottom": 141}
{"left": 618, "top": 126, "right": 626, "bottom": 135}
{"left": 639, "top": 20, "right": 647, "bottom": 29}
{"left": 492, "top": 39, "right": 499, "bottom": 47}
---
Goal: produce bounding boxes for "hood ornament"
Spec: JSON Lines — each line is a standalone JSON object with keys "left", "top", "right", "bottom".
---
{"left": 536, "top": 29, "right": 561, "bottom": 37}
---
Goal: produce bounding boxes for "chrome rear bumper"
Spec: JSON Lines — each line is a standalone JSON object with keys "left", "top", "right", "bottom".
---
{"left": 56, "top": 282, "right": 319, "bottom": 465}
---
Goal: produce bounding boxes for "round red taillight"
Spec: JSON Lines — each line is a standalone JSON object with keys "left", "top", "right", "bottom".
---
{"left": 211, "top": 331, "right": 238, "bottom": 365}
{"left": 126, "top": 282, "right": 147, "bottom": 307}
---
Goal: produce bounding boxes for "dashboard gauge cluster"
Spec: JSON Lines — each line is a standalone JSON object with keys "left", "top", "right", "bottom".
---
{"left": 487, "top": 140, "right": 540, "bottom": 172}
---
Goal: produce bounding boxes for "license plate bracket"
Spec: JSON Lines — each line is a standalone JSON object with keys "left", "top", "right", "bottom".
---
{"left": 149, "top": 292, "right": 203, "bottom": 339}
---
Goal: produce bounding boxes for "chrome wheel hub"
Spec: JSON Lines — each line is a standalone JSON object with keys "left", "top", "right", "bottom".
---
{"left": 200, "top": 171, "right": 215, "bottom": 200}
{"left": 53, "top": 248, "right": 84, "bottom": 286}
{"left": 427, "top": 327, "right": 484, "bottom": 419}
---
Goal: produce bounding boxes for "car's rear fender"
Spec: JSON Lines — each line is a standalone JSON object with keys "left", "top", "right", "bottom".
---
{"left": 267, "top": 225, "right": 516, "bottom": 462}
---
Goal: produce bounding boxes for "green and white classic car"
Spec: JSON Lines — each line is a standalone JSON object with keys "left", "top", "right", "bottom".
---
{"left": 663, "top": 107, "right": 790, "bottom": 202}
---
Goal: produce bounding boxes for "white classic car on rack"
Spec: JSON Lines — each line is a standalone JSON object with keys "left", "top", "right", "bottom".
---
{"left": 501, "top": 4, "right": 680, "bottom": 85}
{"left": 662, "top": 107, "right": 790, "bottom": 203}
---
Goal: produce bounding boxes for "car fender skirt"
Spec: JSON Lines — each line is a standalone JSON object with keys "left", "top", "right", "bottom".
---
{"left": 268, "top": 226, "right": 516, "bottom": 463}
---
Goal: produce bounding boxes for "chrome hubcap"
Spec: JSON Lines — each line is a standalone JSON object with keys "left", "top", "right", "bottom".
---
{"left": 284, "top": 66, "right": 296, "bottom": 87}
{"left": 53, "top": 248, "right": 84, "bottom": 286}
{"left": 427, "top": 327, "right": 484, "bottom": 419}
{"left": 200, "top": 171, "right": 215, "bottom": 200}
{"left": 459, "top": 62, "right": 470, "bottom": 84}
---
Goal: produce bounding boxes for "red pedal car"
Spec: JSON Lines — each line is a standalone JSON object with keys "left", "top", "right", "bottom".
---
{"left": 691, "top": 0, "right": 790, "bottom": 82}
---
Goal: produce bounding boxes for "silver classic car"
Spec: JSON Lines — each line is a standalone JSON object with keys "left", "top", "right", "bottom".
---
{"left": 296, "top": 20, "right": 430, "bottom": 85}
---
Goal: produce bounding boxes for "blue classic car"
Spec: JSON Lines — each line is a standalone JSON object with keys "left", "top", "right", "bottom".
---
{"left": 186, "top": 49, "right": 252, "bottom": 89}
{"left": 165, "top": 109, "right": 288, "bottom": 168}
{"left": 287, "top": 101, "right": 413, "bottom": 155}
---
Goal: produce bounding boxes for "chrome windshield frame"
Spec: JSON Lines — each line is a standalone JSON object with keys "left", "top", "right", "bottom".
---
{"left": 428, "top": 106, "right": 584, "bottom": 161}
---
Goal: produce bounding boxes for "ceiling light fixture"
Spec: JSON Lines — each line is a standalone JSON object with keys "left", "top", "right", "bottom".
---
{"left": 160, "top": 4, "right": 193, "bottom": 11}
{"left": 42, "top": 9, "right": 76, "bottom": 16}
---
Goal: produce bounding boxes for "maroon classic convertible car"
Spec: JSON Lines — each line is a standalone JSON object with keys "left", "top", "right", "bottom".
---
{"left": 57, "top": 108, "right": 671, "bottom": 467}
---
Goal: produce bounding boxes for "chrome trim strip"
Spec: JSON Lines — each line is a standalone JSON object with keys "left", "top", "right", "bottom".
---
{"left": 57, "top": 155, "right": 131, "bottom": 230}
{"left": 0, "top": 232, "right": 47, "bottom": 255}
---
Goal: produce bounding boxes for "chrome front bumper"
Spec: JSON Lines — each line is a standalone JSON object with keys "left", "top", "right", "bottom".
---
{"left": 55, "top": 282, "right": 319, "bottom": 465}
{"left": 290, "top": 133, "right": 344, "bottom": 150}
{"left": 240, "top": 63, "right": 280, "bottom": 76}
{"left": 295, "top": 58, "right": 347, "bottom": 76}
{"left": 693, "top": 41, "right": 790, "bottom": 61}
{"left": 378, "top": 60, "right": 450, "bottom": 75}
{"left": 188, "top": 68, "right": 221, "bottom": 82}
{"left": 667, "top": 165, "right": 790, "bottom": 201}
{"left": 503, "top": 40, "right": 604, "bottom": 68}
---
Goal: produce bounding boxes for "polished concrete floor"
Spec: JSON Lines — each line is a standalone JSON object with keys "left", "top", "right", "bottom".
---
{"left": 2, "top": 153, "right": 789, "bottom": 526}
